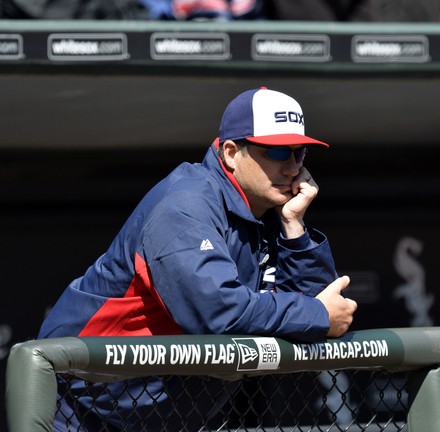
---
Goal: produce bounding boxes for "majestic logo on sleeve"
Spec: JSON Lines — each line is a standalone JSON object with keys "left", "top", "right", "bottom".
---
{"left": 200, "top": 239, "right": 214, "bottom": 251}
{"left": 233, "top": 337, "right": 281, "bottom": 371}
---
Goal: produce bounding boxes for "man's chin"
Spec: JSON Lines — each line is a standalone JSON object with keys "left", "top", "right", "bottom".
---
{"left": 280, "top": 191, "right": 294, "bottom": 202}
{"left": 272, "top": 194, "right": 293, "bottom": 207}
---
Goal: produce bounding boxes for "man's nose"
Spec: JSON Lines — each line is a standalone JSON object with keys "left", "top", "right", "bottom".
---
{"left": 281, "top": 156, "right": 300, "bottom": 178}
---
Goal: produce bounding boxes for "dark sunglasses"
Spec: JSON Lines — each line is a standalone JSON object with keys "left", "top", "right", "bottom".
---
{"left": 249, "top": 143, "right": 308, "bottom": 163}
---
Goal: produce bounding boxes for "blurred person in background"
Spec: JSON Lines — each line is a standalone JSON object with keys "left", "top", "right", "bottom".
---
{"left": 140, "top": 0, "right": 268, "bottom": 20}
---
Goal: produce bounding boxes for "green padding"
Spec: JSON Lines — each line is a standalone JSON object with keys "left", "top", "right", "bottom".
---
{"left": 80, "top": 328, "right": 440, "bottom": 377}
{"left": 81, "top": 329, "right": 407, "bottom": 378}
{"left": 407, "top": 366, "right": 440, "bottom": 432}
{"left": 5, "top": 338, "right": 89, "bottom": 432}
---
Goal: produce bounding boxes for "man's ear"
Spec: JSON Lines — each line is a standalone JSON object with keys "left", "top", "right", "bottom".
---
{"left": 222, "top": 140, "right": 240, "bottom": 171}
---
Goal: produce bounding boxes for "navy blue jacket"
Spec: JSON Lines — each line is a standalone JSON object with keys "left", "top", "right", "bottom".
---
{"left": 39, "top": 143, "right": 336, "bottom": 342}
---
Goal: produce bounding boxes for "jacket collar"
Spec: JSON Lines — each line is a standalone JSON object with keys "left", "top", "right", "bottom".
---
{"left": 202, "top": 139, "right": 257, "bottom": 222}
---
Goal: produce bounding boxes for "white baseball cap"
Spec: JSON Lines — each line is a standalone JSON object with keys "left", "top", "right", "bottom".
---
{"left": 218, "top": 87, "right": 329, "bottom": 147}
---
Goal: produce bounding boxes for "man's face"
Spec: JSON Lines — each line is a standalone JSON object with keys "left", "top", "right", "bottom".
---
{"left": 226, "top": 141, "right": 304, "bottom": 218}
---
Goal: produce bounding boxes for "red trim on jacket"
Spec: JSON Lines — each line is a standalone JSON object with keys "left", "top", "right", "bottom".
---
{"left": 79, "top": 252, "right": 183, "bottom": 336}
{"left": 214, "top": 137, "right": 250, "bottom": 209}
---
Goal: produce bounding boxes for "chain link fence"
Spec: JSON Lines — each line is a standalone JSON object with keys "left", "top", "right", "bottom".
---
{"left": 55, "top": 370, "right": 407, "bottom": 431}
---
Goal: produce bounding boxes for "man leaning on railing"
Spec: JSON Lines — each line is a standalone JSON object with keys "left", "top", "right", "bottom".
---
{"left": 38, "top": 87, "right": 357, "bottom": 431}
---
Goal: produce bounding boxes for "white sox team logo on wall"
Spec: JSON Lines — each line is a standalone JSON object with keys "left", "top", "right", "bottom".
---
{"left": 233, "top": 337, "right": 281, "bottom": 371}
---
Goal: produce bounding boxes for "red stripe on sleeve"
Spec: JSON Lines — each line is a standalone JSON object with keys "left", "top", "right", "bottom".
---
{"left": 79, "top": 252, "right": 183, "bottom": 336}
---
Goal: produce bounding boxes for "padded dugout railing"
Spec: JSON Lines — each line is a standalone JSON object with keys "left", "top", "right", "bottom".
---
{"left": 5, "top": 328, "right": 440, "bottom": 431}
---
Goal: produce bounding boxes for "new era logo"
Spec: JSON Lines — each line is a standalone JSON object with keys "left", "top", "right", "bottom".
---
{"left": 233, "top": 337, "right": 281, "bottom": 371}
{"left": 237, "top": 343, "right": 258, "bottom": 363}
{"left": 200, "top": 239, "right": 214, "bottom": 251}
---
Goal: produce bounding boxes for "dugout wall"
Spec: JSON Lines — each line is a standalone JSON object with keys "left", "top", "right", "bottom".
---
{"left": 1, "top": 19, "right": 440, "bottom": 431}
